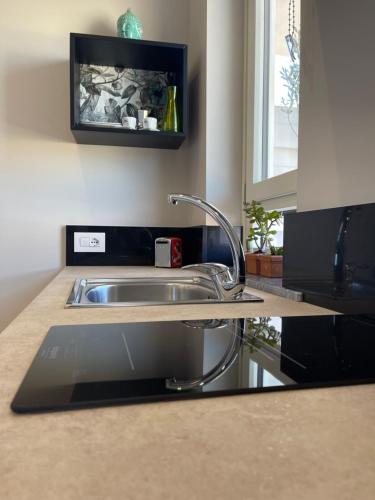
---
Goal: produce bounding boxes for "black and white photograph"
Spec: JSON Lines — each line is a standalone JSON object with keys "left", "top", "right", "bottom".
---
{"left": 80, "top": 64, "right": 173, "bottom": 128}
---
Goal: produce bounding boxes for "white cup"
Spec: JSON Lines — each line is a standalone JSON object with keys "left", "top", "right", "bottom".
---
{"left": 144, "top": 117, "right": 158, "bottom": 130}
{"left": 122, "top": 116, "right": 137, "bottom": 129}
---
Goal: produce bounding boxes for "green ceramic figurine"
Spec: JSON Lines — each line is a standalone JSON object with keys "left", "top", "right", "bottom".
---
{"left": 117, "top": 8, "right": 143, "bottom": 39}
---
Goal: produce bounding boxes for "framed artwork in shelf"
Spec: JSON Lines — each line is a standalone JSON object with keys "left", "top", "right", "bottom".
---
{"left": 70, "top": 33, "right": 188, "bottom": 149}
{"left": 80, "top": 64, "right": 175, "bottom": 130}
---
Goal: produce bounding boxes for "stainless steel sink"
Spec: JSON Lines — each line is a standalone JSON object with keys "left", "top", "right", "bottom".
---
{"left": 65, "top": 277, "right": 263, "bottom": 307}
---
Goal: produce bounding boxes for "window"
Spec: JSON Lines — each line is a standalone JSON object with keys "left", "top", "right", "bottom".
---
{"left": 260, "top": 0, "right": 301, "bottom": 182}
{"left": 243, "top": 0, "right": 300, "bottom": 214}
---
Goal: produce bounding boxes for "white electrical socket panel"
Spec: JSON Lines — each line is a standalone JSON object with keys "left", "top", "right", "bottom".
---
{"left": 74, "top": 232, "right": 106, "bottom": 253}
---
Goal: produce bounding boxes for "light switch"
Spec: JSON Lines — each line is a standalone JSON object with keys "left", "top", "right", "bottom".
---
{"left": 74, "top": 232, "right": 106, "bottom": 253}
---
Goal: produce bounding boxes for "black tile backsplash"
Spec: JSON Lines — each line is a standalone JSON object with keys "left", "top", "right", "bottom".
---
{"left": 283, "top": 202, "right": 375, "bottom": 314}
{"left": 66, "top": 225, "right": 242, "bottom": 267}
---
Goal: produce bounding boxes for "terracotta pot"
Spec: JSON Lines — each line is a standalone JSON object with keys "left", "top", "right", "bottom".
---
{"left": 245, "top": 252, "right": 261, "bottom": 275}
{"left": 258, "top": 255, "right": 283, "bottom": 278}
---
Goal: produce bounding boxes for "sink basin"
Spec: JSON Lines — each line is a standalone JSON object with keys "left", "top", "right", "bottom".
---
{"left": 65, "top": 277, "right": 263, "bottom": 307}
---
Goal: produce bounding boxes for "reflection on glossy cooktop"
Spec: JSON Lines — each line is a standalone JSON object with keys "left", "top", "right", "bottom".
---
{"left": 11, "top": 314, "right": 375, "bottom": 413}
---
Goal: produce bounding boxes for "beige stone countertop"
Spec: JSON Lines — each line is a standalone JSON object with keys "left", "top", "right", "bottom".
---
{"left": 1, "top": 266, "right": 374, "bottom": 500}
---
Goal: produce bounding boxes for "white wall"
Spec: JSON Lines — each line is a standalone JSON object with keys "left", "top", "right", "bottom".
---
{"left": 206, "top": 0, "right": 244, "bottom": 225}
{"left": 185, "top": 0, "right": 244, "bottom": 226}
{"left": 0, "top": 0, "right": 191, "bottom": 332}
{"left": 185, "top": 0, "right": 207, "bottom": 226}
{"left": 188, "top": 0, "right": 244, "bottom": 224}
{"left": 0, "top": 0, "right": 245, "bottom": 332}
{"left": 298, "top": 0, "right": 375, "bottom": 211}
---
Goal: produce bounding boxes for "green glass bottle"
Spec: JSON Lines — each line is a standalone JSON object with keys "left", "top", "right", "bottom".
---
{"left": 162, "top": 86, "right": 179, "bottom": 132}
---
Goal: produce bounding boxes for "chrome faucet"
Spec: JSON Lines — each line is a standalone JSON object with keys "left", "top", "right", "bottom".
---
{"left": 168, "top": 193, "right": 246, "bottom": 299}
{"left": 166, "top": 318, "right": 244, "bottom": 391}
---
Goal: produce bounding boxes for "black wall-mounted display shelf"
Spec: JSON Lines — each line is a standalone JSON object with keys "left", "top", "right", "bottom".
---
{"left": 70, "top": 33, "right": 188, "bottom": 149}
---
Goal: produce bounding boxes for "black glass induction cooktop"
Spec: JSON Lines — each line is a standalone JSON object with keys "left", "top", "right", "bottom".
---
{"left": 11, "top": 314, "right": 375, "bottom": 413}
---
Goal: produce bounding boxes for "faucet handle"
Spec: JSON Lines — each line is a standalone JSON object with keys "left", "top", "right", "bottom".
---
{"left": 182, "top": 263, "right": 244, "bottom": 299}
{"left": 182, "top": 262, "right": 231, "bottom": 277}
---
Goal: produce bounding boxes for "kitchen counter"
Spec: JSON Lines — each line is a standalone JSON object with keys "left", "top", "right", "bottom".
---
{"left": 1, "top": 266, "right": 374, "bottom": 500}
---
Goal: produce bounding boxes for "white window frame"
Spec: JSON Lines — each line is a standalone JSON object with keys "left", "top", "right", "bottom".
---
{"left": 242, "top": 0, "right": 298, "bottom": 218}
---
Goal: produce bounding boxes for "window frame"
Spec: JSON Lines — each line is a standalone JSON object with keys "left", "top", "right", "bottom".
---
{"left": 242, "top": 0, "right": 298, "bottom": 219}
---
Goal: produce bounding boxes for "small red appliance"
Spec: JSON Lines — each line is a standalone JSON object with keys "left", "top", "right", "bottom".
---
{"left": 154, "top": 237, "right": 182, "bottom": 268}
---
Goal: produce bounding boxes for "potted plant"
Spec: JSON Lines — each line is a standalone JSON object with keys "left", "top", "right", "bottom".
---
{"left": 243, "top": 200, "right": 283, "bottom": 275}
{"left": 259, "top": 246, "right": 284, "bottom": 278}
{"left": 245, "top": 317, "right": 281, "bottom": 353}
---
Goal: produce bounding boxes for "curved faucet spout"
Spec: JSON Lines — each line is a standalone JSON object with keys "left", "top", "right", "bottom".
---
{"left": 168, "top": 193, "right": 246, "bottom": 294}
{"left": 166, "top": 318, "right": 244, "bottom": 391}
